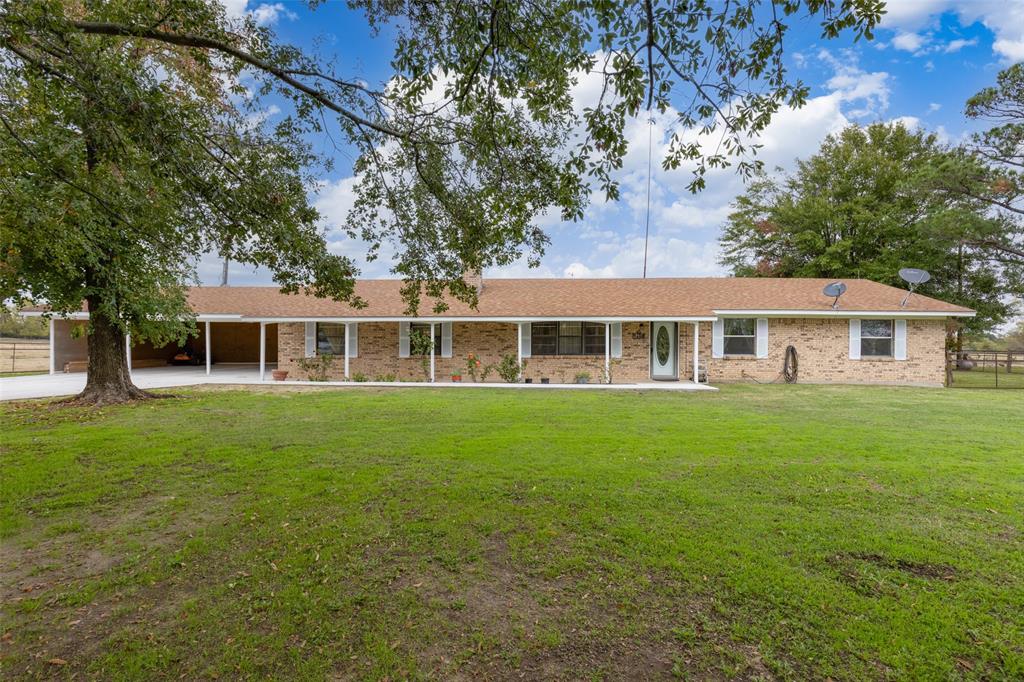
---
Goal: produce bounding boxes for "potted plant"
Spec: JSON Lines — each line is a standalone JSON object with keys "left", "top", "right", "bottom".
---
{"left": 451, "top": 373, "right": 462, "bottom": 382}
{"left": 574, "top": 371, "right": 591, "bottom": 384}
{"left": 271, "top": 369, "right": 288, "bottom": 381}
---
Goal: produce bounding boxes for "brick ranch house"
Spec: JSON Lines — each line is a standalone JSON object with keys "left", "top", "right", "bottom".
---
{"left": 43, "top": 276, "right": 973, "bottom": 387}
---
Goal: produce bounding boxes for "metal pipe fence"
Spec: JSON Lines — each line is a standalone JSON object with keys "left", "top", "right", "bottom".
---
{"left": 0, "top": 339, "right": 50, "bottom": 373}
{"left": 947, "top": 349, "right": 1024, "bottom": 389}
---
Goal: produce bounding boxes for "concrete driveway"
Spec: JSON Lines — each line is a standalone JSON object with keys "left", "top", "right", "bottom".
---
{"left": 0, "top": 365, "right": 267, "bottom": 401}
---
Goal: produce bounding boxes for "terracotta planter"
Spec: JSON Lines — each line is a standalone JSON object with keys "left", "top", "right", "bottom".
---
{"left": 271, "top": 369, "right": 289, "bottom": 381}
{"left": 451, "top": 375, "right": 462, "bottom": 382}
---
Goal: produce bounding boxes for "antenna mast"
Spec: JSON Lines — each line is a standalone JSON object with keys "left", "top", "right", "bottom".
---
{"left": 642, "top": 113, "right": 653, "bottom": 278}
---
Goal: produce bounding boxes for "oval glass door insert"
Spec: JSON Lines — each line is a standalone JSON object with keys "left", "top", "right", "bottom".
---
{"left": 656, "top": 326, "right": 670, "bottom": 365}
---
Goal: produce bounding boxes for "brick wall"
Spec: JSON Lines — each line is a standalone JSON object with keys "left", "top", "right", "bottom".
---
{"left": 278, "top": 322, "right": 518, "bottom": 382}
{"left": 275, "top": 318, "right": 947, "bottom": 387}
{"left": 678, "top": 318, "right": 946, "bottom": 387}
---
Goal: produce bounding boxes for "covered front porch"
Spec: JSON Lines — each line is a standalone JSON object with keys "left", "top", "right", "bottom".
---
{"left": 270, "top": 318, "right": 714, "bottom": 386}
{"left": 43, "top": 316, "right": 715, "bottom": 387}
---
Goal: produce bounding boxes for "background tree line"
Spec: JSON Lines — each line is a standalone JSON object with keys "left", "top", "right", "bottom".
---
{"left": 720, "top": 63, "right": 1024, "bottom": 349}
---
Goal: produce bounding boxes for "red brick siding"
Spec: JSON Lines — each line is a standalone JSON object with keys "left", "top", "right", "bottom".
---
{"left": 275, "top": 318, "right": 947, "bottom": 386}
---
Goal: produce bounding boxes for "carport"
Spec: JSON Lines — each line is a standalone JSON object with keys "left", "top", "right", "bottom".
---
{"left": 48, "top": 316, "right": 277, "bottom": 378}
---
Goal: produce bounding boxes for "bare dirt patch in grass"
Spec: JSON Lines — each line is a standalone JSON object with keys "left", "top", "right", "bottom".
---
{"left": 0, "top": 491, "right": 238, "bottom": 678}
{"left": 379, "top": 532, "right": 776, "bottom": 680}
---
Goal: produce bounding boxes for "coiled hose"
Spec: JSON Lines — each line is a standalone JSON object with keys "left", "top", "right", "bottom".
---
{"left": 782, "top": 345, "right": 798, "bottom": 383}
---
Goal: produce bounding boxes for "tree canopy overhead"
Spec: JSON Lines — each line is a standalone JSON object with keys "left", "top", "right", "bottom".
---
{"left": 1, "top": 0, "right": 884, "bottom": 402}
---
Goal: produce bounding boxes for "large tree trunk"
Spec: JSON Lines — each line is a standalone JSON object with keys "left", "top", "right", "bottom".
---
{"left": 71, "top": 296, "right": 154, "bottom": 405}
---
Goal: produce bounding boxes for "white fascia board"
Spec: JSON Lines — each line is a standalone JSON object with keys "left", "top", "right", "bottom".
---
{"left": 196, "top": 314, "right": 244, "bottom": 321}
{"left": 19, "top": 311, "right": 89, "bottom": 319}
{"left": 242, "top": 315, "right": 719, "bottom": 323}
{"left": 713, "top": 309, "right": 975, "bottom": 318}
{"left": 24, "top": 312, "right": 244, "bottom": 322}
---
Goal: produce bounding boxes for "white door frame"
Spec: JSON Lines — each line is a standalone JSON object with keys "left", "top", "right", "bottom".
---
{"left": 650, "top": 321, "right": 678, "bottom": 380}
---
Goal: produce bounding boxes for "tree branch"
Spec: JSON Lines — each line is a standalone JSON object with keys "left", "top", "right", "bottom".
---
{"left": 68, "top": 20, "right": 406, "bottom": 140}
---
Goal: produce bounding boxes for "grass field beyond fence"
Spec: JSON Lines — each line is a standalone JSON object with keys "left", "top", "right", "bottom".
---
{"left": 1, "top": 386, "right": 1021, "bottom": 679}
{"left": 0, "top": 337, "right": 48, "bottom": 374}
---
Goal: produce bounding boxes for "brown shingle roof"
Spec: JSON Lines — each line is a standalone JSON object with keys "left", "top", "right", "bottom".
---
{"left": 25, "top": 278, "right": 974, "bottom": 318}
{"left": 178, "top": 277, "right": 972, "bottom": 318}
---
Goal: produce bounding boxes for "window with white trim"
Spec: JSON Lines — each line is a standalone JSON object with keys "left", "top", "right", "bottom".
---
{"left": 723, "top": 318, "right": 756, "bottom": 356}
{"left": 860, "top": 319, "right": 893, "bottom": 357}
{"left": 409, "top": 323, "right": 442, "bottom": 356}
{"left": 531, "top": 321, "right": 605, "bottom": 355}
{"left": 316, "top": 322, "right": 345, "bottom": 355}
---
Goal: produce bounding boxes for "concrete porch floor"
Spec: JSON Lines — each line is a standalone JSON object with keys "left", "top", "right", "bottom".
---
{"left": 0, "top": 364, "right": 716, "bottom": 401}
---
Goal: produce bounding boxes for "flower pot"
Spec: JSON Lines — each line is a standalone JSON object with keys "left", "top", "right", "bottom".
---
{"left": 271, "top": 369, "right": 288, "bottom": 381}
{"left": 575, "top": 378, "right": 589, "bottom": 384}
{"left": 540, "top": 378, "right": 549, "bottom": 384}
{"left": 451, "top": 375, "right": 462, "bottom": 382}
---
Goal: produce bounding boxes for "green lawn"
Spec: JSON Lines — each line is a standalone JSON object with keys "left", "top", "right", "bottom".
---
{"left": 1, "top": 386, "right": 1021, "bottom": 680}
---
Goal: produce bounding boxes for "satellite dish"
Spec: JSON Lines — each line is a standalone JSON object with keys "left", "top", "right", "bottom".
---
{"left": 899, "top": 268, "right": 931, "bottom": 307}
{"left": 899, "top": 268, "right": 931, "bottom": 285}
{"left": 823, "top": 281, "right": 847, "bottom": 309}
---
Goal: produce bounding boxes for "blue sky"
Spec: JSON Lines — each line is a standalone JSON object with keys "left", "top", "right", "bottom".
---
{"left": 206, "top": 0, "right": 1024, "bottom": 285}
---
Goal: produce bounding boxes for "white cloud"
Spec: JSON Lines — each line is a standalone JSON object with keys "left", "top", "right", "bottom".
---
{"left": 313, "top": 177, "right": 399, "bottom": 278}
{"left": 219, "top": 0, "right": 249, "bottom": 20}
{"left": 889, "top": 115, "right": 921, "bottom": 131}
{"left": 218, "top": 1, "right": 297, "bottom": 26}
{"left": 924, "top": 60, "right": 935, "bottom": 72}
{"left": 928, "top": 102, "right": 941, "bottom": 113}
{"left": 487, "top": 258, "right": 557, "bottom": 279}
{"left": 992, "top": 37, "right": 1024, "bottom": 62}
{"left": 943, "top": 38, "right": 977, "bottom": 53}
{"left": 817, "top": 50, "right": 890, "bottom": 118}
{"left": 892, "top": 32, "right": 928, "bottom": 52}
{"left": 249, "top": 3, "right": 297, "bottom": 26}
{"left": 561, "top": 236, "right": 724, "bottom": 279}
{"left": 880, "top": 1, "right": 1024, "bottom": 63}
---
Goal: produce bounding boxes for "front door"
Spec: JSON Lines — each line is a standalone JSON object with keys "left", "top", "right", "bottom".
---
{"left": 650, "top": 322, "right": 677, "bottom": 380}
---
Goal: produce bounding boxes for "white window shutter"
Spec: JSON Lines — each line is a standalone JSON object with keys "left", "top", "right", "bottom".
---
{"left": 849, "top": 319, "right": 861, "bottom": 360}
{"left": 712, "top": 319, "right": 724, "bottom": 358}
{"left": 304, "top": 321, "right": 316, "bottom": 357}
{"left": 611, "top": 322, "right": 623, "bottom": 358}
{"left": 348, "top": 322, "right": 358, "bottom": 358}
{"left": 441, "top": 322, "right": 453, "bottom": 358}
{"left": 519, "top": 322, "right": 531, "bottom": 358}
{"left": 894, "top": 319, "right": 907, "bottom": 360}
{"left": 398, "top": 321, "right": 410, "bottom": 358}
{"left": 756, "top": 318, "right": 769, "bottom": 358}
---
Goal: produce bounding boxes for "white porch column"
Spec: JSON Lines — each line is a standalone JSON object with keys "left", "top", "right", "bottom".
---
{"left": 429, "top": 322, "right": 436, "bottom": 383}
{"left": 605, "top": 323, "right": 611, "bottom": 384}
{"left": 692, "top": 322, "right": 699, "bottom": 384}
{"left": 48, "top": 318, "right": 56, "bottom": 375}
{"left": 344, "top": 322, "right": 350, "bottom": 379}
{"left": 205, "top": 321, "right": 211, "bottom": 375}
{"left": 259, "top": 322, "right": 266, "bottom": 381}
{"left": 125, "top": 334, "right": 132, "bottom": 372}
{"left": 516, "top": 323, "right": 522, "bottom": 369}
